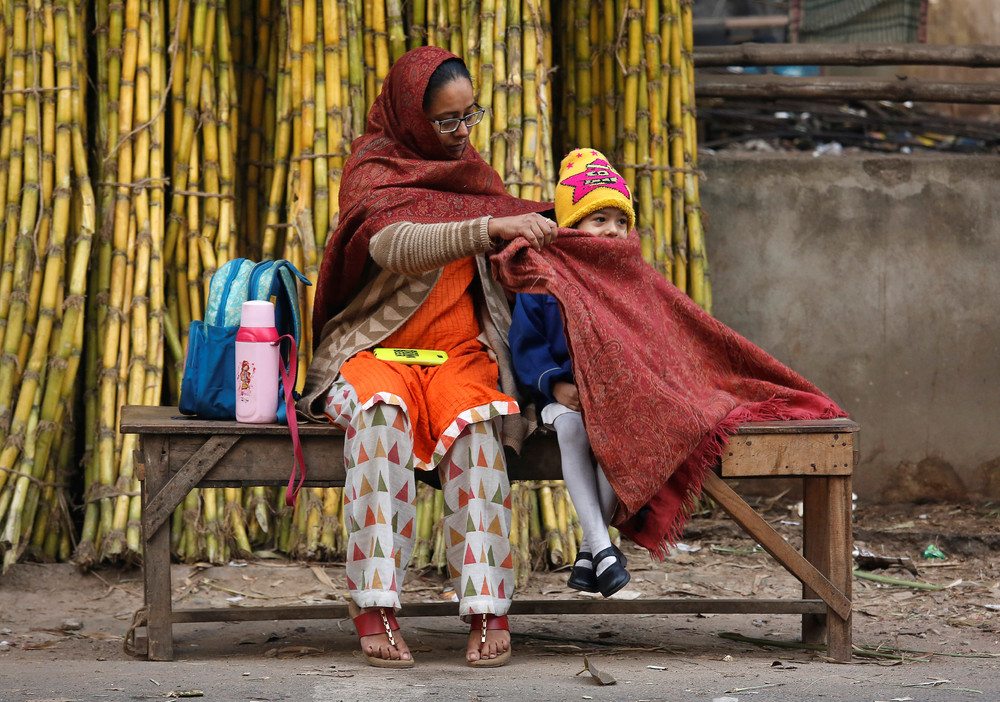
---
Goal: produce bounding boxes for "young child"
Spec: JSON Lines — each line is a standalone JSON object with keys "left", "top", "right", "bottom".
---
{"left": 509, "top": 148, "right": 634, "bottom": 597}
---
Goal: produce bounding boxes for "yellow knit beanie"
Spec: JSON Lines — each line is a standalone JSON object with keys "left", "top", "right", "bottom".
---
{"left": 554, "top": 148, "right": 635, "bottom": 232}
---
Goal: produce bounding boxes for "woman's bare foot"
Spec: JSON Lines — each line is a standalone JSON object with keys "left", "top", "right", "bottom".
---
{"left": 356, "top": 607, "right": 412, "bottom": 663}
{"left": 466, "top": 627, "right": 510, "bottom": 664}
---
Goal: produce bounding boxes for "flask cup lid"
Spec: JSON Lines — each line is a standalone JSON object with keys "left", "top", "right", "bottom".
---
{"left": 240, "top": 300, "right": 275, "bottom": 328}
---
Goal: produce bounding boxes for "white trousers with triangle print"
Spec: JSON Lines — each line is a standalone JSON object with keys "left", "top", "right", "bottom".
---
{"left": 327, "top": 379, "right": 514, "bottom": 616}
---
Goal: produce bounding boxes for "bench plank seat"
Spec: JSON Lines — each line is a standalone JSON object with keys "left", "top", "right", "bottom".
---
{"left": 121, "top": 405, "right": 858, "bottom": 662}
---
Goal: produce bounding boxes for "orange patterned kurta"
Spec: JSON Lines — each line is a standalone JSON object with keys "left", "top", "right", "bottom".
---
{"left": 340, "top": 257, "right": 516, "bottom": 467}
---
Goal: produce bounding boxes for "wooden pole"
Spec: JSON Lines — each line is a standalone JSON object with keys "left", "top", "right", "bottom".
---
{"left": 695, "top": 74, "right": 1000, "bottom": 105}
{"left": 694, "top": 43, "right": 1000, "bottom": 69}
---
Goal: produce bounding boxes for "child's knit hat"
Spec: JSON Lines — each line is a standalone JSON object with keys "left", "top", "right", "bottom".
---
{"left": 554, "top": 148, "right": 635, "bottom": 232}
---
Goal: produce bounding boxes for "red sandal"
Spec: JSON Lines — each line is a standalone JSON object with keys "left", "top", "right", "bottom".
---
{"left": 348, "top": 601, "right": 414, "bottom": 668}
{"left": 467, "top": 613, "right": 511, "bottom": 667}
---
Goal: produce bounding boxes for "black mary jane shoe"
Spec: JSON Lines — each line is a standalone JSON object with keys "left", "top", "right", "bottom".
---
{"left": 567, "top": 551, "right": 599, "bottom": 592}
{"left": 593, "top": 545, "right": 631, "bottom": 598}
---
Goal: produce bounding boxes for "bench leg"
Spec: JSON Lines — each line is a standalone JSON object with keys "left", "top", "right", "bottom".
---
{"left": 802, "top": 475, "right": 853, "bottom": 661}
{"left": 141, "top": 436, "right": 175, "bottom": 661}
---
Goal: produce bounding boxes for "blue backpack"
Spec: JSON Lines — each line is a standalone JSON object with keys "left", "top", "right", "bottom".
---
{"left": 179, "top": 259, "right": 311, "bottom": 422}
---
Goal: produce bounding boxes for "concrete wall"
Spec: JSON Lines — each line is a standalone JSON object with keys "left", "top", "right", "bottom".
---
{"left": 700, "top": 153, "right": 1000, "bottom": 503}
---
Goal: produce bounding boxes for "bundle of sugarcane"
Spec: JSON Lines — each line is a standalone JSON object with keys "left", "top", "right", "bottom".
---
{"left": 0, "top": 0, "right": 95, "bottom": 572}
{"left": 558, "top": 0, "right": 709, "bottom": 312}
{"left": 73, "top": 0, "right": 251, "bottom": 566}
{"left": 75, "top": 0, "right": 173, "bottom": 566}
{"left": 3, "top": 0, "right": 700, "bottom": 574}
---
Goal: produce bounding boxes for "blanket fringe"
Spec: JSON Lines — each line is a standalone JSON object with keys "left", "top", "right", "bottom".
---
{"left": 645, "top": 396, "right": 847, "bottom": 561}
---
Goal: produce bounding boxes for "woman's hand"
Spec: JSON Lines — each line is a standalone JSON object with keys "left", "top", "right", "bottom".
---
{"left": 552, "top": 381, "right": 581, "bottom": 411}
{"left": 489, "top": 213, "right": 558, "bottom": 250}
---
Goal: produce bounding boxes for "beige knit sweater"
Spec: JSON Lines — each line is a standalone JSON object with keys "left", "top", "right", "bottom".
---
{"left": 298, "top": 217, "right": 533, "bottom": 452}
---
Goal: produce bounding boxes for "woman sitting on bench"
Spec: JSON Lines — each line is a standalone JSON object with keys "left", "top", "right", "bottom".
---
{"left": 298, "top": 47, "right": 559, "bottom": 668}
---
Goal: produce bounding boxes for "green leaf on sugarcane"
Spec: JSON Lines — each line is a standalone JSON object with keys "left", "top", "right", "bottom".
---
{"left": 579, "top": 654, "right": 617, "bottom": 685}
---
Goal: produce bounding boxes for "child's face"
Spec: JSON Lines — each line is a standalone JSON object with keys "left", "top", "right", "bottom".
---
{"left": 573, "top": 207, "right": 630, "bottom": 239}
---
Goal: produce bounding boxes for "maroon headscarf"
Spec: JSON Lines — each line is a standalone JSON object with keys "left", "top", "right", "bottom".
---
{"left": 312, "top": 46, "right": 551, "bottom": 344}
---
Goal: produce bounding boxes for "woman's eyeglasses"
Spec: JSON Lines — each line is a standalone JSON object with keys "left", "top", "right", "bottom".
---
{"left": 428, "top": 108, "right": 485, "bottom": 134}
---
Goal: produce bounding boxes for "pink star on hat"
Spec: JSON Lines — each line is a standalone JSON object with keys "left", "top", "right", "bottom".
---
{"left": 559, "top": 157, "right": 631, "bottom": 205}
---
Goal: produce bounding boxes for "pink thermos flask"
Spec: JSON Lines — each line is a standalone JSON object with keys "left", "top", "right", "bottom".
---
{"left": 235, "top": 300, "right": 280, "bottom": 423}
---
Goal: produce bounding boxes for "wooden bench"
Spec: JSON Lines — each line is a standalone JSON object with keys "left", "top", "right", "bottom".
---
{"left": 121, "top": 405, "right": 858, "bottom": 662}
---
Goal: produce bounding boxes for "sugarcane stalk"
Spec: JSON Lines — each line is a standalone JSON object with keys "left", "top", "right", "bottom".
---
{"left": 519, "top": 0, "right": 539, "bottom": 202}
{"left": 384, "top": 0, "right": 404, "bottom": 61}
{"left": 553, "top": 483, "right": 572, "bottom": 564}
{"left": 678, "top": 0, "right": 706, "bottom": 310}
{"left": 531, "top": 0, "right": 554, "bottom": 200}
{"left": 319, "top": 486, "right": 340, "bottom": 555}
{"left": 560, "top": 0, "right": 576, "bottom": 146}
{"left": 0, "top": 1, "right": 39, "bottom": 449}
{"left": 261, "top": 20, "right": 292, "bottom": 260}
{"left": 164, "top": 0, "right": 210, "bottom": 269}
{"left": 412, "top": 483, "right": 434, "bottom": 568}
{"left": 185, "top": 145, "right": 203, "bottom": 321}
{"left": 599, "top": 0, "right": 615, "bottom": 154}
{"left": 461, "top": 0, "right": 478, "bottom": 78}
{"left": 361, "top": 0, "right": 377, "bottom": 110}
{"left": 490, "top": 0, "right": 507, "bottom": 178}
{"left": 371, "top": 0, "right": 389, "bottom": 94}
{"left": 239, "top": 0, "right": 267, "bottom": 256}
{"left": 636, "top": 51, "right": 655, "bottom": 262}
{"left": 193, "top": 36, "right": 220, "bottom": 291}
{"left": 214, "top": 2, "right": 237, "bottom": 267}
{"left": 570, "top": 0, "right": 590, "bottom": 147}
{"left": 343, "top": 0, "right": 363, "bottom": 142}
{"left": 101, "top": 211, "right": 137, "bottom": 560}
{"left": 504, "top": 0, "right": 521, "bottom": 196}
{"left": 273, "top": 489, "right": 295, "bottom": 553}
{"left": 537, "top": 483, "right": 563, "bottom": 565}
{"left": 289, "top": 0, "right": 310, "bottom": 229}
{"left": 322, "top": 0, "right": 343, "bottom": 242}
{"left": 145, "top": 0, "right": 168, "bottom": 403}
{"left": 431, "top": 486, "right": 445, "bottom": 570}
{"left": 431, "top": 0, "right": 446, "bottom": 49}
{"left": 307, "top": 487, "right": 325, "bottom": 557}
{"left": 509, "top": 480, "right": 521, "bottom": 567}
{"left": 622, "top": 0, "right": 641, "bottom": 194}
{"left": 446, "top": 0, "right": 461, "bottom": 57}
{"left": 202, "top": 486, "right": 221, "bottom": 563}
{"left": 667, "top": 0, "right": 686, "bottom": 293}
{"left": 116, "top": 0, "right": 153, "bottom": 559}
{"left": 0, "top": 0, "right": 28, "bottom": 357}
{"left": 0, "top": 12, "right": 15, "bottom": 376}
{"left": 477, "top": 0, "right": 495, "bottom": 165}
{"left": 0, "top": 380, "right": 43, "bottom": 570}
{"left": 646, "top": 0, "right": 667, "bottom": 276}
{"left": 516, "top": 481, "right": 533, "bottom": 585}
{"left": 308, "top": 8, "right": 328, "bottom": 339}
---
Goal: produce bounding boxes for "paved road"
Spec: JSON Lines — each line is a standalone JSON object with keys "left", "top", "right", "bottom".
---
{"left": 3, "top": 613, "right": 999, "bottom": 702}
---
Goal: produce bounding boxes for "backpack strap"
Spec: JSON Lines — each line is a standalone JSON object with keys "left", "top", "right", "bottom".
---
{"left": 210, "top": 258, "right": 250, "bottom": 327}
{"left": 277, "top": 333, "right": 306, "bottom": 506}
{"left": 271, "top": 261, "right": 312, "bottom": 343}
{"left": 248, "top": 260, "right": 276, "bottom": 299}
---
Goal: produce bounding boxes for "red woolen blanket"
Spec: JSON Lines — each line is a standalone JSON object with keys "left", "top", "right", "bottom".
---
{"left": 491, "top": 231, "right": 847, "bottom": 558}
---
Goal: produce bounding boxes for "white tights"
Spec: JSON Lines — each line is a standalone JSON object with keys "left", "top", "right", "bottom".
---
{"left": 552, "top": 411, "right": 619, "bottom": 575}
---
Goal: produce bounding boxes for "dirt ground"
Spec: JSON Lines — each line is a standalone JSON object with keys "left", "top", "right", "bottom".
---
{"left": 2, "top": 499, "right": 999, "bottom": 702}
